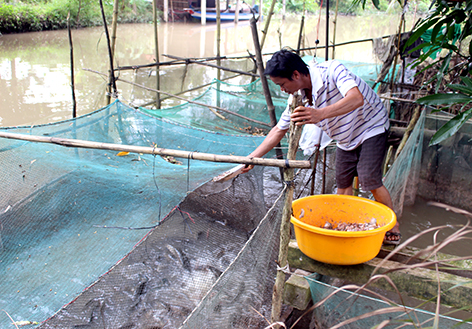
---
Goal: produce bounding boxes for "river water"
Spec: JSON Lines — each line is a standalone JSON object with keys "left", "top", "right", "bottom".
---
{"left": 0, "top": 14, "right": 411, "bottom": 127}
{"left": 1, "top": 13, "right": 471, "bottom": 255}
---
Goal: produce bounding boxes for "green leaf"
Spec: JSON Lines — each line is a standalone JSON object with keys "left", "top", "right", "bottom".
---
{"left": 447, "top": 84, "right": 472, "bottom": 96}
{"left": 469, "top": 41, "right": 472, "bottom": 62}
{"left": 406, "top": 17, "right": 441, "bottom": 48}
{"left": 431, "top": 18, "right": 447, "bottom": 43}
{"left": 416, "top": 93, "right": 472, "bottom": 105}
{"left": 429, "top": 107, "right": 472, "bottom": 145}
{"left": 460, "top": 76, "right": 472, "bottom": 88}
{"left": 372, "top": 0, "right": 380, "bottom": 10}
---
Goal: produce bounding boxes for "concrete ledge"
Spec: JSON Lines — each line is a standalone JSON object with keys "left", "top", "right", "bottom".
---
{"left": 283, "top": 269, "right": 312, "bottom": 310}
{"left": 288, "top": 239, "right": 472, "bottom": 312}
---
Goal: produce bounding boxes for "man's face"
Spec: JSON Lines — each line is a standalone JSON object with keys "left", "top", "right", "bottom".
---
{"left": 269, "top": 71, "right": 302, "bottom": 94}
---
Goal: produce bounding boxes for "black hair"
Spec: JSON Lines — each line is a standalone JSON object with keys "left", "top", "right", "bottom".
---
{"left": 264, "top": 49, "right": 309, "bottom": 80}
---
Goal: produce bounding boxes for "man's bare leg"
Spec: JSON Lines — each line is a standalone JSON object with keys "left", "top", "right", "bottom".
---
{"left": 371, "top": 185, "right": 400, "bottom": 243}
{"left": 337, "top": 186, "right": 353, "bottom": 195}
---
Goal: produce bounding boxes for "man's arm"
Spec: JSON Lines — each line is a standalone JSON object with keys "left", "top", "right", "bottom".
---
{"left": 290, "top": 87, "right": 364, "bottom": 125}
{"left": 241, "top": 125, "right": 288, "bottom": 173}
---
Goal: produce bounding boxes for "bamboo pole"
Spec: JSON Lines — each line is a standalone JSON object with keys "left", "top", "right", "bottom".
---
{"left": 84, "top": 68, "right": 272, "bottom": 127}
{"left": 163, "top": 54, "right": 259, "bottom": 77}
{"left": 250, "top": 17, "right": 285, "bottom": 179}
{"left": 332, "top": 0, "right": 339, "bottom": 59}
{"left": 99, "top": 0, "right": 117, "bottom": 105}
{"left": 250, "top": 18, "right": 277, "bottom": 127}
{"left": 271, "top": 91, "right": 304, "bottom": 325}
{"left": 0, "top": 131, "right": 311, "bottom": 169}
{"left": 216, "top": 0, "right": 221, "bottom": 73}
{"left": 110, "top": 0, "right": 119, "bottom": 56}
{"left": 260, "top": 0, "right": 277, "bottom": 50}
{"left": 325, "top": 0, "right": 330, "bottom": 60}
{"left": 389, "top": 2, "right": 406, "bottom": 92}
{"left": 114, "top": 34, "right": 395, "bottom": 72}
{"left": 67, "top": 12, "right": 77, "bottom": 118}
{"left": 153, "top": 0, "right": 161, "bottom": 108}
{"left": 394, "top": 106, "right": 421, "bottom": 160}
{"left": 296, "top": 15, "right": 305, "bottom": 55}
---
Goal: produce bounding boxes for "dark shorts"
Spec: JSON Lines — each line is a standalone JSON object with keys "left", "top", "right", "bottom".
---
{"left": 335, "top": 131, "right": 388, "bottom": 191}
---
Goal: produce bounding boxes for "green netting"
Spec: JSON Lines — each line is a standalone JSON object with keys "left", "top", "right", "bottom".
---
{"left": 305, "top": 274, "right": 472, "bottom": 328}
{"left": 139, "top": 78, "right": 289, "bottom": 135}
{"left": 303, "top": 56, "right": 385, "bottom": 88}
{"left": 383, "top": 110, "right": 426, "bottom": 217}
{"left": 418, "top": 111, "right": 472, "bottom": 213}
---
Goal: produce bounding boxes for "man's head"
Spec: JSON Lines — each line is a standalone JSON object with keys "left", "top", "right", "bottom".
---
{"left": 264, "top": 49, "right": 310, "bottom": 94}
{"left": 264, "top": 49, "right": 309, "bottom": 79}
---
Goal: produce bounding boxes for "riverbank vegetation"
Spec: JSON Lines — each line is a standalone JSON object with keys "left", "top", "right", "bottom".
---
{"left": 0, "top": 0, "right": 432, "bottom": 35}
{"left": 0, "top": 0, "right": 153, "bottom": 34}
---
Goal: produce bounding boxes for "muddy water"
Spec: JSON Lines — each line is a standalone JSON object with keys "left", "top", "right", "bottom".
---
{"left": 0, "top": 14, "right": 412, "bottom": 127}
{"left": 400, "top": 197, "right": 472, "bottom": 257}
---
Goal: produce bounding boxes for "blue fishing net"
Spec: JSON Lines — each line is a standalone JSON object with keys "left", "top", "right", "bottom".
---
{"left": 0, "top": 99, "right": 277, "bottom": 327}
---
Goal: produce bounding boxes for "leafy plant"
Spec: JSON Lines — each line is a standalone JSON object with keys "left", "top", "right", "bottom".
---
{"left": 404, "top": 0, "right": 472, "bottom": 145}
{"left": 416, "top": 76, "right": 472, "bottom": 145}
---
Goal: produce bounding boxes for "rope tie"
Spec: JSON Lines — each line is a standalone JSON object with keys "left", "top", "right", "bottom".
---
{"left": 276, "top": 263, "right": 290, "bottom": 274}
{"left": 284, "top": 179, "right": 296, "bottom": 188}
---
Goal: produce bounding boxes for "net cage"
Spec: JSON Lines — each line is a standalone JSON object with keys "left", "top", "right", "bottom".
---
{"left": 0, "top": 76, "right": 338, "bottom": 328}
{"left": 0, "top": 61, "right": 440, "bottom": 328}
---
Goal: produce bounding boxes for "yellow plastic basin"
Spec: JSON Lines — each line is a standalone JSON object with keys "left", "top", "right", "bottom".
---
{"left": 291, "top": 194, "right": 396, "bottom": 265}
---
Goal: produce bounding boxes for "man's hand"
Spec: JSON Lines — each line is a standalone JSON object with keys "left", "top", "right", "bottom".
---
{"left": 241, "top": 164, "right": 254, "bottom": 174}
{"left": 290, "top": 106, "right": 325, "bottom": 125}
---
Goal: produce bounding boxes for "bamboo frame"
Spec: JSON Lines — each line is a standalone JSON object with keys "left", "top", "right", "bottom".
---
{"left": 0, "top": 132, "right": 311, "bottom": 169}
{"left": 83, "top": 68, "right": 272, "bottom": 127}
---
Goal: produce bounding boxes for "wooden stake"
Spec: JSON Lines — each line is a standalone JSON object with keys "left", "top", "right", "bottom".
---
{"left": 67, "top": 12, "right": 77, "bottom": 118}
{"left": 271, "top": 91, "right": 304, "bottom": 325}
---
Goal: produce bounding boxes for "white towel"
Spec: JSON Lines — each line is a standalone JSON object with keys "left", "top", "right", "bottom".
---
{"left": 299, "top": 124, "right": 332, "bottom": 156}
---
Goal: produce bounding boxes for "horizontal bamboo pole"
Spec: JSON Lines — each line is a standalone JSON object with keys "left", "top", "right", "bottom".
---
{"left": 163, "top": 54, "right": 259, "bottom": 77}
{"left": 0, "top": 131, "right": 311, "bottom": 169}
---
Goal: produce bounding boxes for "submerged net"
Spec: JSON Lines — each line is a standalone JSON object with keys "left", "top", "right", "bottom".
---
{"left": 305, "top": 274, "right": 471, "bottom": 328}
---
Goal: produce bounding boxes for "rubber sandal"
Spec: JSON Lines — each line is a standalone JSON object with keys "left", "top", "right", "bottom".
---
{"left": 383, "top": 231, "right": 402, "bottom": 246}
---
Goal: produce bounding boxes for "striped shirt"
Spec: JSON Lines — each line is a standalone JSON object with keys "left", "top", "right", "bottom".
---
{"left": 277, "top": 60, "right": 389, "bottom": 151}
